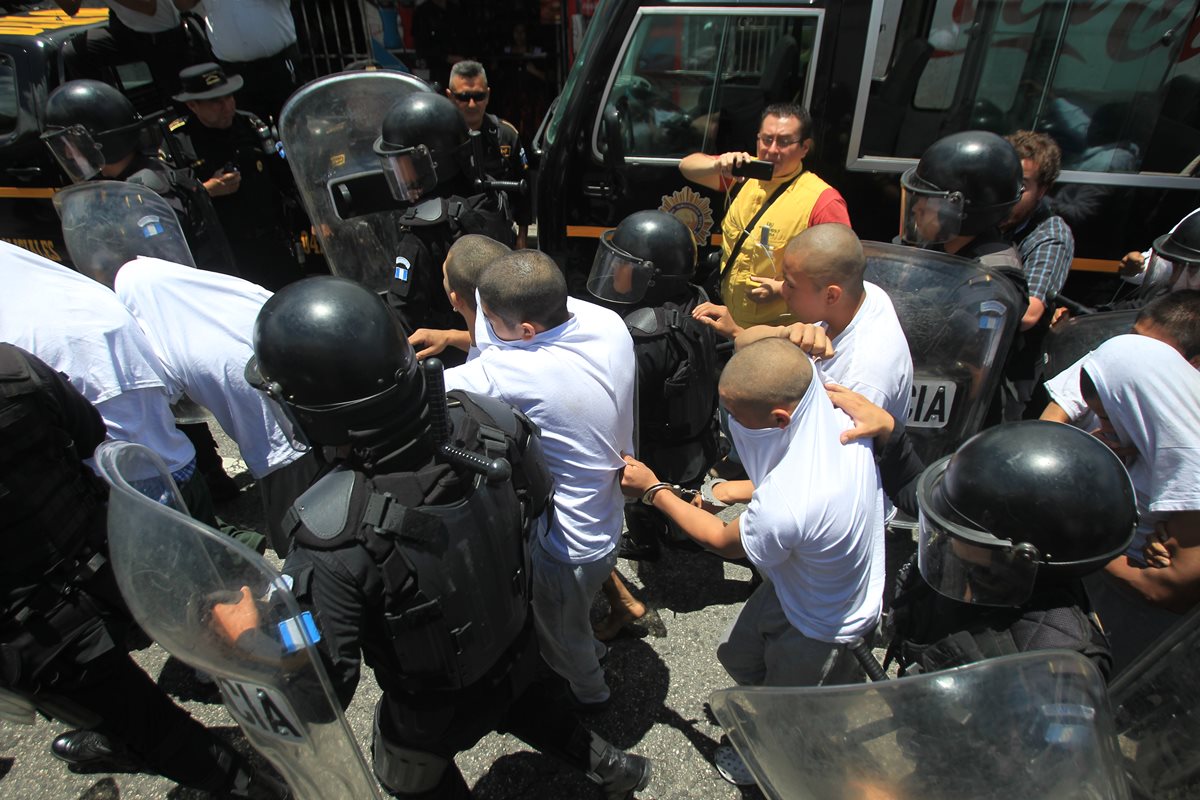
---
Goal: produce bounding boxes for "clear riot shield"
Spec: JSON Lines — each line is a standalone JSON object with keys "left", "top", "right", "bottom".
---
{"left": 711, "top": 650, "right": 1130, "bottom": 800}
{"left": 863, "top": 241, "right": 1024, "bottom": 465}
{"left": 1041, "top": 310, "right": 1139, "bottom": 382}
{"left": 95, "top": 441, "right": 381, "bottom": 800}
{"left": 1110, "top": 603, "right": 1200, "bottom": 799}
{"left": 279, "top": 71, "right": 431, "bottom": 291}
{"left": 53, "top": 180, "right": 195, "bottom": 286}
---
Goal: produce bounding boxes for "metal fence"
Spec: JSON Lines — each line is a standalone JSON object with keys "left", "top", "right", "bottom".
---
{"left": 293, "top": 0, "right": 375, "bottom": 79}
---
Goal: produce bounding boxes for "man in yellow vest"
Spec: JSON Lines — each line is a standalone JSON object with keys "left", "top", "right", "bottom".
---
{"left": 681, "top": 103, "right": 850, "bottom": 333}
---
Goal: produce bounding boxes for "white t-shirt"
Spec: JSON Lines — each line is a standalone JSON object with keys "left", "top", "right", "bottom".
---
{"left": 197, "top": 0, "right": 296, "bottom": 61}
{"left": 1081, "top": 335, "right": 1200, "bottom": 560}
{"left": 446, "top": 298, "right": 637, "bottom": 564}
{"left": 0, "top": 241, "right": 194, "bottom": 472}
{"left": 114, "top": 257, "right": 301, "bottom": 478}
{"left": 732, "top": 362, "right": 886, "bottom": 643}
{"left": 821, "top": 282, "right": 913, "bottom": 427}
{"left": 105, "top": 0, "right": 180, "bottom": 33}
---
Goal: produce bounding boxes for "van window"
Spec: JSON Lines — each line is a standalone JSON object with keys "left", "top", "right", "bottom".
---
{"left": 854, "top": 0, "right": 1200, "bottom": 178}
{"left": 0, "top": 55, "right": 16, "bottom": 136}
{"left": 597, "top": 8, "right": 823, "bottom": 161}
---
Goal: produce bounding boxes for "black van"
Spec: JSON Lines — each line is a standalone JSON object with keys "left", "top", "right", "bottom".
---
{"left": 534, "top": 0, "right": 1200, "bottom": 297}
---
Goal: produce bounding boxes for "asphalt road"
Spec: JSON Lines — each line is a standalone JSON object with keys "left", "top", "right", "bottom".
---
{"left": 0, "top": 434, "right": 910, "bottom": 800}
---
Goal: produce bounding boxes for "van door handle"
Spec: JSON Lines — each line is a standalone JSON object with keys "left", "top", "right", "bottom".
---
{"left": 583, "top": 182, "right": 610, "bottom": 198}
{"left": 6, "top": 167, "right": 42, "bottom": 179}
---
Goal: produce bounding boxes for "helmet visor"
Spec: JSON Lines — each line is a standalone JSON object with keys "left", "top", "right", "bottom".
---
{"left": 587, "top": 230, "right": 654, "bottom": 304}
{"left": 42, "top": 125, "right": 104, "bottom": 184}
{"left": 378, "top": 145, "right": 438, "bottom": 203}
{"left": 900, "top": 168, "right": 965, "bottom": 246}
{"left": 916, "top": 460, "right": 1040, "bottom": 607}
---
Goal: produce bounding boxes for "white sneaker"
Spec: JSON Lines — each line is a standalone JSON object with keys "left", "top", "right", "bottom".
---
{"left": 713, "top": 744, "right": 756, "bottom": 786}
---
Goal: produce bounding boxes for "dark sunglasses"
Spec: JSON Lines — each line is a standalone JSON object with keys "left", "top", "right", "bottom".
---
{"left": 451, "top": 90, "right": 489, "bottom": 103}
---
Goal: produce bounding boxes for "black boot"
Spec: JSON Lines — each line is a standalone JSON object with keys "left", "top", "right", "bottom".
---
{"left": 587, "top": 735, "right": 652, "bottom": 800}
{"left": 51, "top": 729, "right": 144, "bottom": 773}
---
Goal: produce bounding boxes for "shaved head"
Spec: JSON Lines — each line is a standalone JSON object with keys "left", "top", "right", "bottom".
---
{"left": 720, "top": 339, "right": 814, "bottom": 416}
{"left": 445, "top": 234, "right": 511, "bottom": 311}
{"left": 478, "top": 249, "right": 569, "bottom": 329}
{"left": 782, "top": 223, "right": 865, "bottom": 297}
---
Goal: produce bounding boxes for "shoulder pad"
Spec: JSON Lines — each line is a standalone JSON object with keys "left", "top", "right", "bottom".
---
{"left": 127, "top": 166, "right": 172, "bottom": 195}
{"left": 293, "top": 468, "right": 357, "bottom": 540}
{"left": 497, "top": 118, "right": 520, "bottom": 136}
{"left": 0, "top": 344, "right": 38, "bottom": 399}
{"left": 402, "top": 197, "right": 448, "bottom": 226}
{"left": 452, "top": 389, "right": 521, "bottom": 439}
{"left": 625, "top": 306, "right": 668, "bottom": 338}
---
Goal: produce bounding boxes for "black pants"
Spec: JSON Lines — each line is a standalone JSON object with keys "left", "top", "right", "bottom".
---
{"left": 1, "top": 596, "right": 247, "bottom": 794}
{"left": 218, "top": 44, "right": 301, "bottom": 125}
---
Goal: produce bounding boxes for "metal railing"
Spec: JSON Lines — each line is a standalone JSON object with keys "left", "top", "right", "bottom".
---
{"left": 293, "top": 0, "right": 375, "bottom": 79}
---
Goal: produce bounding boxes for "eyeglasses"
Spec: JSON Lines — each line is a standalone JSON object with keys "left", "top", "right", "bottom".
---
{"left": 451, "top": 90, "right": 489, "bottom": 103}
{"left": 757, "top": 134, "right": 801, "bottom": 148}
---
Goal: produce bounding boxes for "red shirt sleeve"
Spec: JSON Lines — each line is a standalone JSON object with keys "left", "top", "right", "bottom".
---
{"left": 809, "top": 188, "right": 851, "bottom": 227}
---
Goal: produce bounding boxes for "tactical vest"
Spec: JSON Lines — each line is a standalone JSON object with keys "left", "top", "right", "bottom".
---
{"left": 286, "top": 391, "right": 550, "bottom": 692}
{"left": 625, "top": 298, "right": 720, "bottom": 485}
{"left": 887, "top": 556, "right": 1112, "bottom": 679}
{"left": 0, "top": 346, "right": 103, "bottom": 581}
{"left": 386, "top": 193, "right": 515, "bottom": 333}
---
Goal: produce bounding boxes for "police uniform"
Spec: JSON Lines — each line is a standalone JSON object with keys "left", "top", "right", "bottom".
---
{"left": 0, "top": 344, "right": 279, "bottom": 796}
{"left": 170, "top": 110, "right": 303, "bottom": 290}
{"left": 480, "top": 112, "right": 531, "bottom": 230}
{"left": 114, "top": 153, "right": 237, "bottom": 277}
{"left": 281, "top": 391, "right": 639, "bottom": 797}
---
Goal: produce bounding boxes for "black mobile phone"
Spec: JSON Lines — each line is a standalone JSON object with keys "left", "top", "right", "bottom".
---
{"left": 731, "top": 159, "right": 774, "bottom": 180}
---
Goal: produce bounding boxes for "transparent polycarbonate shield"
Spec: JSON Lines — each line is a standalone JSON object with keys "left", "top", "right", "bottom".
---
{"left": 54, "top": 180, "right": 195, "bottom": 287}
{"left": 711, "top": 650, "right": 1129, "bottom": 800}
{"left": 1111, "top": 603, "right": 1200, "bottom": 799}
{"left": 864, "top": 241, "right": 1023, "bottom": 465}
{"left": 279, "top": 71, "right": 432, "bottom": 291}
{"left": 1041, "top": 309, "right": 1139, "bottom": 384}
{"left": 95, "top": 441, "right": 381, "bottom": 800}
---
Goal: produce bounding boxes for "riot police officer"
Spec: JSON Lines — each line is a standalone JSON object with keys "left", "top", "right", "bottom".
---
{"left": 886, "top": 420, "right": 1137, "bottom": 679}
{"left": 249, "top": 277, "right": 652, "bottom": 799}
{"left": 900, "top": 130, "right": 1026, "bottom": 277}
{"left": 42, "top": 79, "right": 235, "bottom": 274}
{"left": 0, "top": 343, "right": 285, "bottom": 798}
{"left": 169, "top": 63, "right": 306, "bottom": 290}
{"left": 373, "top": 92, "right": 516, "bottom": 336}
{"left": 587, "top": 210, "right": 720, "bottom": 567}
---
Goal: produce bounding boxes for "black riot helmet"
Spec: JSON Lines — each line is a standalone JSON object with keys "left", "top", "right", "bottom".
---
{"left": 587, "top": 210, "right": 697, "bottom": 305}
{"left": 247, "top": 276, "right": 431, "bottom": 470}
{"left": 1153, "top": 210, "right": 1200, "bottom": 267}
{"left": 917, "top": 421, "right": 1136, "bottom": 607}
{"left": 900, "top": 131, "right": 1024, "bottom": 246}
{"left": 373, "top": 92, "right": 469, "bottom": 202}
{"left": 42, "top": 80, "right": 148, "bottom": 182}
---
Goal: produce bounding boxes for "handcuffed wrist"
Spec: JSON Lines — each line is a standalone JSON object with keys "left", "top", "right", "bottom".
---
{"left": 641, "top": 481, "right": 675, "bottom": 506}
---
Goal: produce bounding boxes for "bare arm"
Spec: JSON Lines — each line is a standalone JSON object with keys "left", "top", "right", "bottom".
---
{"left": 679, "top": 151, "right": 753, "bottom": 192}
{"left": 1020, "top": 296, "right": 1046, "bottom": 331}
{"left": 1039, "top": 401, "right": 1071, "bottom": 423}
{"left": 736, "top": 322, "right": 835, "bottom": 359}
{"left": 621, "top": 455, "right": 745, "bottom": 558}
{"left": 1104, "top": 511, "right": 1200, "bottom": 613}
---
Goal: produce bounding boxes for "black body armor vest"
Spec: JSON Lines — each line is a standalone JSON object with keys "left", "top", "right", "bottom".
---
{"left": 285, "top": 391, "right": 550, "bottom": 692}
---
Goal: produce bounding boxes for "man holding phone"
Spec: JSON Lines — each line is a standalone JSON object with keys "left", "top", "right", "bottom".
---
{"left": 680, "top": 103, "right": 850, "bottom": 330}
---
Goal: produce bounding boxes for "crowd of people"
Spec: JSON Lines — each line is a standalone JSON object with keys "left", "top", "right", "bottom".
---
{"left": 3, "top": 23, "right": 1199, "bottom": 797}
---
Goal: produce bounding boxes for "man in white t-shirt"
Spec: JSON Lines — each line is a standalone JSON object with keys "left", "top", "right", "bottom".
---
{"left": 621, "top": 338, "right": 884, "bottom": 781}
{"left": 174, "top": 0, "right": 299, "bottom": 122}
{"left": 1041, "top": 289, "right": 1200, "bottom": 426}
{"left": 0, "top": 241, "right": 204, "bottom": 504}
{"left": 444, "top": 250, "right": 636, "bottom": 709}
{"left": 114, "top": 257, "right": 317, "bottom": 554}
{"left": 702, "top": 223, "right": 912, "bottom": 504}
{"left": 56, "top": 0, "right": 193, "bottom": 104}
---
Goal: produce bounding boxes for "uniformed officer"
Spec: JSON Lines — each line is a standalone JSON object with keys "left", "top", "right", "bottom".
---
{"left": 0, "top": 343, "right": 286, "bottom": 799}
{"left": 374, "top": 91, "right": 516, "bottom": 337}
{"left": 248, "top": 276, "right": 652, "bottom": 799}
{"left": 446, "top": 60, "right": 531, "bottom": 247}
{"left": 42, "top": 79, "right": 236, "bottom": 275}
{"left": 169, "top": 63, "right": 306, "bottom": 290}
